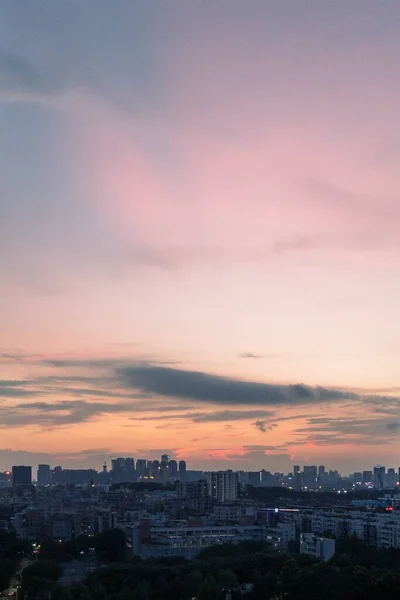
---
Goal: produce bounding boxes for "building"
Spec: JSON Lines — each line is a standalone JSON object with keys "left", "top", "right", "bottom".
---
{"left": 387, "top": 468, "right": 396, "bottom": 488}
{"left": 248, "top": 472, "right": 261, "bottom": 486}
{"left": 177, "top": 479, "right": 211, "bottom": 513}
{"left": 300, "top": 533, "right": 335, "bottom": 561}
{"left": 169, "top": 460, "right": 178, "bottom": 480}
{"left": 206, "top": 470, "right": 239, "bottom": 503}
{"left": 179, "top": 460, "right": 187, "bottom": 481}
{"left": 260, "top": 471, "right": 277, "bottom": 487}
{"left": 363, "top": 471, "right": 373, "bottom": 484}
{"left": 150, "top": 460, "right": 160, "bottom": 479}
{"left": 125, "top": 457, "right": 135, "bottom": 472}
{"left": 373, "top": 466, "right": 386, "bottom": 489}
{"left": 126, "top": 521, "right": 295, "bottom": 559}
{"left": 135, "top": 459, "right": 147, "bottom": 479}
{"left": 303, "top": 466, "right": 318, "bottom": 489}
{"left": 12, "top": 466, "right": 32, "bottom": 486}
{"left": 37, "top": 464, "right": 51, "bottom": 486}
{"left": 177, "top": 479, "right": 208, "bottom": 500}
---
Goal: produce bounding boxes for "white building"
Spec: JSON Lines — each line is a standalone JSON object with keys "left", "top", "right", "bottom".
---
{"left": 206, "top": 470, "right": 239, "bottom": 503}
{"left": 300, "top": 533, "right": 335, "bottom": 561}
{"left": 126, "top": 522, "right": 295, "bottom": 558}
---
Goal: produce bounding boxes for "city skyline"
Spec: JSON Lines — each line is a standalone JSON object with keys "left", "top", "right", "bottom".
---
{"left": 2, "top": 1, "right": 400, "bottom": 472}
{"left": 2, "top": 451, "right": 400, "bottom": 481}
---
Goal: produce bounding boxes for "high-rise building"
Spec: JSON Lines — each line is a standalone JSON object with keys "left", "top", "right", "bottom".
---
{"left": 135, "top": 459, "right": 147, "bottom": 479}
{"left": 12, "top": 466, "right": 32, "bottom": 486}
{"left": 373, "top": 466, "right": 386, "bottom": 489}
{"left": 248, "top": 471, "right": 261, "bottom": 486}
{"left": 303, "top": 466, "right": 318, "bottom": 489}
{"left": 125, "top": 457, "right": 135, "bottom": 472}
{"left": 387, "top": 468, "right": 396, "bottom": 488}
{"left": 150, "top": 460, "right": 160, "bottom": 480}
{"left": 169, "top": 460, "right": 178, "bottom": 480}
{"left": 318, "top": 466, "right": 325, "bottom": 477}
{"left": 206, "top": 470, "right": 239, "bottom": 502}
{"left": 177, "top": 479, "right": 211, "bottom": 512}
{"left": 363, "top": 471, "right": 373, "bottom": 484}
{"left": 37, "top": 464, "right": 51, "bottom": 486}
{"left": 111, "top": 457, "right": 125, "bottom": 471}
{"left": 111, "top": 458, "right": 127, "bottom": 483}
{"left": 293, "top": 466, "right": 300, "bottom": 475}
{"left": 52, "top": 466, "right": 62, "bottom": 485}
{"left": 179, "top": 460, "right": 187, "bottom": 481}
{"left": 161, "top": 454, "right": 171, "bottom": 463}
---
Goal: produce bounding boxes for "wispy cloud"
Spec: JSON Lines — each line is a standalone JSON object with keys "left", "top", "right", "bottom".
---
{"left": 117, "top": 363, "right": 361, "bottom": 406}
{"left": 254, "top": 420, "right": 277, "bottom": 433}
{"left": 0, "top": 48, "right": 64, "bottom": 101}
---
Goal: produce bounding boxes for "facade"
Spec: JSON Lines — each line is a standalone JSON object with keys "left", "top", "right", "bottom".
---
{"left": 177, "top": 479, "right": 211, "bottom": 513}
{"left": 373, "top": 465, "right": 386, "bottom": 489}
{"left": 12, "top": 466, "right": 32, "bottom": 486}
{"left": 387, "top": 468, "right": 396, "bottom": 488}
{"left": 300, "top": 533, "right": 335, "bottom": 561}
{"left": 302, "top": 466, "right": 318, "bottom": 489}
{"left": 178, "top": 460, "right": 187, "bottom": 481}
{"left": 248, "top": 472, "right": 262, "bottom": 486}
{"left": 37, "top": 464, "right": 51, "bottom": 486}
{"left": 206, "top": 470, "right": 239, "bottom": 503}
{"left": 126, "top": 521, "right": 295, "bottom": 558}
{"left": 169, "top": 460, "right": 178, "bottom": 479}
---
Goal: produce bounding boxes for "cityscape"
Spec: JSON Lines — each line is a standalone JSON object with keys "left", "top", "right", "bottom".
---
{"left": 4, "top": 452, "right": 400, "bottom": 597}
{"left": 3, "top": 0, "right": 400, "bottom": 599}
{"left": 4, "top": 457, "right": 400, "bottom": 493}
{"left": 3, "top": 455, "right": 400, "bottom": 561}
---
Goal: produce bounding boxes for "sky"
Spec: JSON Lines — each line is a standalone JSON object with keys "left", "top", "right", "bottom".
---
{"left": 1, "top": 1, "right": 400, "bottom": 474}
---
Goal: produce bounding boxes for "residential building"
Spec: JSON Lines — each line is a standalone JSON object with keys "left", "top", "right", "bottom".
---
{"left": 300, "top": 533, "right": 335, "bottom": 561}
{"left": 12, "top": 466, "right": 32, "bottom": 487}
{"left": 37, "top": 464, "right": 51, "bottom": 487}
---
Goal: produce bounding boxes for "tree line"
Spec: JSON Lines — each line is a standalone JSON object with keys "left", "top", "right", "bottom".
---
{"left": 16, "top": 534, "right": 400, "bottom": 600}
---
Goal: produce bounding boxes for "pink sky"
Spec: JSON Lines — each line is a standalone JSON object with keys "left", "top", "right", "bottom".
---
{"left": 1, "top": 1, "right": 400, "bottom": 473}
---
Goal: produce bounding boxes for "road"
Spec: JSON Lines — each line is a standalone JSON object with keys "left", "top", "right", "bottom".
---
{"left": 1, "top": 558, "right": 31, "bottom": 600}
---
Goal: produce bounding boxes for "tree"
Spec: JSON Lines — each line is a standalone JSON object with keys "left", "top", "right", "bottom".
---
{"left": 183, "top": 570, "right": 204, "bottom": 597}
{"left": 51, "top": 589, "right": 75, "bottom": 600}
{"left": 133, "top": 582, "right": 151, "bottom": 600}
{"left": 252, "top": 572, "right": 278, "bottom": 600}
{"left": 197, "top": 573, "right": 222, "bottom": 600}
{"left": 276, "top": 558, "right": 298, "bottom": 597}
{"left": 22, "top": 560, "right": 62, "bottom": 585}
{"left": 90, "top": 583, "right": 109, "bottom": 600}
{"left": 218, "top": 569, "right": 238, "bottom": 590}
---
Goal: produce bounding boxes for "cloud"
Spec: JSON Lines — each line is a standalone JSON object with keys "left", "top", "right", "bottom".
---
{"left": 0, "top": 48, "right": 64, "bottom": 101}
{"left": 239, "top": 352, "right": 264, "bottom": 359}
{"left": 133, "top": 409, "right": 275, "bottom": 424}
{"left": 0, "top": 380, "right": 42, "bottom": 398}
{"left": 0, "top": 398, "right": 188, "bottom": 429}
{"left": 118, "top": 363, "right": 359, "bottom": 407}
{"left": 3, "top": 356, "right": 400, "bottom": 437}
{"left": 254, "top": 420, "right": 277, "bottom": 433}
{"left": 290, "top": 414, "right": 400, "bottom": 447}
{"left": 193, "top": 410, "right": 275, "bottom": 423}
{"left": 386, "top": 421, "right": 400, "bottom": 431}
{"left": 207, "top": 445, "right": 289, "bottom": 462}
